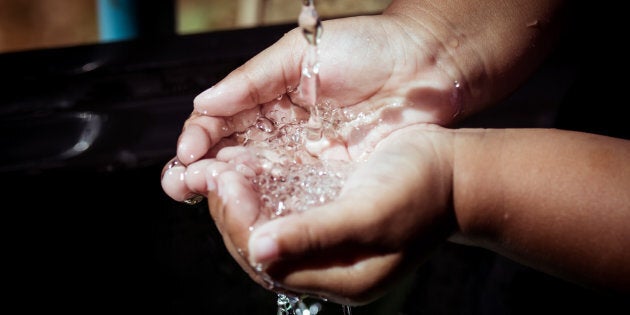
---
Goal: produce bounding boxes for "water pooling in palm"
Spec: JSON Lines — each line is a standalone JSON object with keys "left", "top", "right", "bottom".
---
{"left": 234, "top": 1, "right": 354, "bottom": 314}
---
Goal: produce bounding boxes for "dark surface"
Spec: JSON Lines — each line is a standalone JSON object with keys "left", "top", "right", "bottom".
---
{"left": 2, "top": 20, "right": 628, "bottom": 314}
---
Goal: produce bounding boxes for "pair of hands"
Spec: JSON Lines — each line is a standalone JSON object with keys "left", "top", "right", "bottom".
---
{"left": 161, "top": 14, "right": 466, "bottom": 304}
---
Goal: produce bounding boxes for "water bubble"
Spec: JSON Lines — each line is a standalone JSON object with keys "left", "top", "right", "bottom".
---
{"left": 224, "top": 2, "right": 356, "bottom": 313}
{"left": 253, "top": 161, "right": 354, "bottom": 216}
{"left": 256, "top": 117, "right": 275, "bottom": 133}
{"left": 343, "top": 109, "right": 355, "bottom": 120}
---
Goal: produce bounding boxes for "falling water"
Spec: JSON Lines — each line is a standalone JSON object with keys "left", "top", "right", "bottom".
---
{"left": 272, "top": 1, "right": 353, "bottom": 314}
{"left": 225, "top": 1, "right": 354, "bottom": 314}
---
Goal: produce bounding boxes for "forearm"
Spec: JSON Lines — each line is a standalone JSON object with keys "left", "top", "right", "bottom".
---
{"left": 452, "top": 128, "right": 630, "bottom": 293}
{"left": 384, "top": 0, "right": 567, "bottom": 117}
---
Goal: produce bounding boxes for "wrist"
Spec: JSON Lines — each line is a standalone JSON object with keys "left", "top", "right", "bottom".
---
{"left": 383, "top": 0, "right": 567, "bottom": 120}
{"left": 451, "top": 128, "right": 505, "bottom": 246}
{"left": 382, "top": 3, "right": 488, "bottom": 122}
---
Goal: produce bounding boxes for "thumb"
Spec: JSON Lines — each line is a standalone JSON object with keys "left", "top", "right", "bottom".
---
{"left": 193, "top": 28, "right": 306, "bottom": 116}
{"left": 247, "top": 194, "right": 373, "bottom": 267}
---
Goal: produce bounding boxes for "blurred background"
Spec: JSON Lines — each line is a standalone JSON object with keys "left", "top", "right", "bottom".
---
{"left": 0, "top": 0, "right": 389, "bottom": 53}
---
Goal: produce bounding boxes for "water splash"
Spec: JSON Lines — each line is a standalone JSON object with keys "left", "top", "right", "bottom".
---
{"left": 272, "top": 2, "right": 353, "bottom": 314}
{"left": 277, "top": 293, "right": 324, "bottom": 315}
{"left": 231, "top": 1, "right": 354, "bottom": 314}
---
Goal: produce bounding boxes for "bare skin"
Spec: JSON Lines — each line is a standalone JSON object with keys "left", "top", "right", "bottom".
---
{"left": 244, "top": 126, "right": 630, "bottom": 304}
{"left": 171, "top": 0, "right": 566, "bottom": 169}
{"left": 164, "top": 123, "right": 630, "bottom": 305}
{"left": 159, "top": 0, "right": 630, "bottom": 306}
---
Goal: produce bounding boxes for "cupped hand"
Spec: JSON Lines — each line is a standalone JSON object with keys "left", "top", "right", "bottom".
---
{"left": 173, "top": 13, "right": 462, "bottom": 167}
{"left": 163, "top": 120, "right": 457, "bottom": 305}
{"left": 160, "top": 12, "right": 462, "bottom": 303}
{"left": 244, "top": 124, "right": 456, "bottom": 305}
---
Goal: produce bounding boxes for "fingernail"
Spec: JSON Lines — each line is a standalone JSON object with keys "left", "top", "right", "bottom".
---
{"left": 249, "top": 235, "right": 279, "bottom": 264}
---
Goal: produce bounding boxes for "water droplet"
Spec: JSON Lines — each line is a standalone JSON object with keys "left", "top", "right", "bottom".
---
{"left": 162, "top": 157, "right": 184, "bottom": 181}
{"left": 275, "top": 201, "right": 286, "bottom": 216}
{"left": 449, "top": 37, "right": 459, "bottom": 48}
{"left": 452, "top": 80, "right": 463, "bottom": 118}
{"left": 256, "top": 117, "right": 275, "bottom": 133}
{"left": 183, "top": 194, "right": 204, "bottom": 205}
{"left": 310, "top": 303, "right": 322, "bottom": 315}
{"left": 262, "top": 274, "right": 276, "bottom": 291}
{"left": 220, "top": 3, "right": 357, "bottom": 314}
{"left": 527, "top": 19, "right": 540, "bottom": 28}
{"left": 166, "top": 157, "right": 181, "bottom": 169}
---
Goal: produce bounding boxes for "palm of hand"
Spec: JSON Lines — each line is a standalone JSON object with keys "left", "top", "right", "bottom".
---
{"left": 160, "top": 14, "right": 458, "bottom": 303}
{"left": 166, "top": 14, "right": 459, "bottom": 175}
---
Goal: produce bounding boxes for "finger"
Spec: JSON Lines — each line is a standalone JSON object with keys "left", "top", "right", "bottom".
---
{"left": 184, "top": 159, "right": 230, "bottom": 195}
{"left": 177, "top": 115, "right": 231, "bottom": 165}
{"left": 216, "top": 146, "right": 262, "bottom": 176}
{"left": 177, "top": 107, "right": 263, "bottom": 166}
{"left": 160, "top": 157, "right": 191, "bottom": 202}
{"left": 193, "top": 29, "right": 306, "bottom": 116}
{"left": 212, "top": 170, "right": 262, "bottom": 261}
{"left": 276, "top": 252, "right": 403, "bottom": 306}
{"left": 246, "top": 193, "right": 404, "bottom": 304}
{"left": 206, "top": 185, "right": 269, "bottom": 288}
{"left": 247, "top": 193, "right": 377, "bottom": 266}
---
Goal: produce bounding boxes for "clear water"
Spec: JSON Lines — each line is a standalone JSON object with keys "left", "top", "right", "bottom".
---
{"left": 223, "top": 1, "right": 355, "bottom": 314}
{"left": 239, "top": 1, "right": 353, "bottom": 314}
